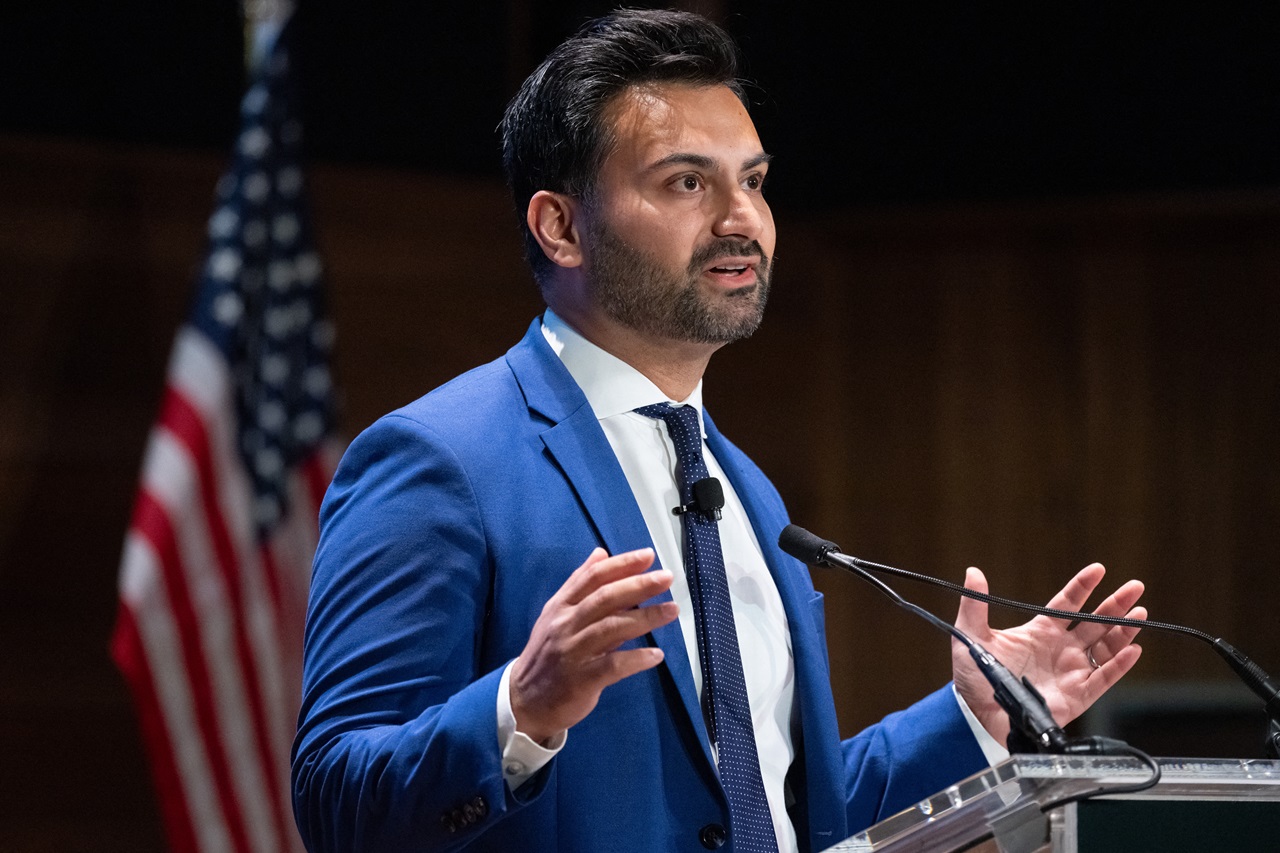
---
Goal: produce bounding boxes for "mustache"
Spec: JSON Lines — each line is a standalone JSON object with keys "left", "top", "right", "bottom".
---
{"left": 687, "top": 238, "right": 770, "bottom": 274}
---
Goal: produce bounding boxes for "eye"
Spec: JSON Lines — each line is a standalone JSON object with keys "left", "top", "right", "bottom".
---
{"left": 674, "top": 174, "right": 703, "bottom": 192}
{"left": 743, "top": 172, "right": 766, "bottom": 192}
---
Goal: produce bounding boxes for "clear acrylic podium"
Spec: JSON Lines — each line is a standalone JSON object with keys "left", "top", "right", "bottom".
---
{"left": 824, "top": 755, "right": 1280, "bottom": 852}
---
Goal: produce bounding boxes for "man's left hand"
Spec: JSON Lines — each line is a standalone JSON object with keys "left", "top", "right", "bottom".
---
{"left": 950, "top": 563, "right": 1147, "bottom": 747}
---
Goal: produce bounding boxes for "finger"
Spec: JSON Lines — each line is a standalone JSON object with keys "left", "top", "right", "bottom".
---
{"left": 954, "top": 567, "right": 991, "bottom": 639}
{"left": 585, "top": 645, "right": 668, "bottom": 691}
{"left": 558, "top": 547, "right": 657, "bottom": 605}
{"left": 1080, "top": 642, "right": 1143, "bottom": 704}
{"left": 573, "top": 568, "right": 675, "bottom": 629}
{"left": 1087, "top": 605, "right": 1147, "bottom": 665}
{"left": 576, "top": 599, "right": 680, "bottom": 657}
{"left": 1043, "top": 563, "right": 1107, "bottom": 613}
{"left": 1069, "top": 580, "right": 1146, "bottom": 651}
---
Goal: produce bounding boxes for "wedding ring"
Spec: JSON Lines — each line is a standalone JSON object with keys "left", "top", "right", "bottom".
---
{"left": 1086, "top": 645, "right": 1101, "bottom": 671}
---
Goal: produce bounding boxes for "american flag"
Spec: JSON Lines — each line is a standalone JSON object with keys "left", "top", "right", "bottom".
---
{"left": 112, "top": 20, "right": 339, "bottom": 853}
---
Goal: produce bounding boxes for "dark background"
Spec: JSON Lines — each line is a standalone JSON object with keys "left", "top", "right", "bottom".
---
{"left": 2, "top": 2, "right": 1278, "bottom": 850}
{"left": 6, "top": 2, "right": 1277, "bottom": 208}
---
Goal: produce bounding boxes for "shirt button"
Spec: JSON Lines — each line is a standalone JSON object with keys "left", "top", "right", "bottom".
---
{"left": 504, "top": 760, "right": 527, "bottom": 777}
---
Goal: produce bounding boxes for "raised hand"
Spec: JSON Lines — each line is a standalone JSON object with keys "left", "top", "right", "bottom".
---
{"left": 510, "top": 547, "right": 678, "bottom": 744}
{"left": 951, "top": 563, "right": 1147, "bottom": 746}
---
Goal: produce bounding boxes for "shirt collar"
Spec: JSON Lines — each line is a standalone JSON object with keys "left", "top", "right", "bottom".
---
{"left": 541, "top": 309, "right": 705, "bottom": 420}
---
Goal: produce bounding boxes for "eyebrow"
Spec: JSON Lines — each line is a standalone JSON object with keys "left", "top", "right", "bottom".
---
{"left": 646, "top": 152, "right": 773, "bottom": 173}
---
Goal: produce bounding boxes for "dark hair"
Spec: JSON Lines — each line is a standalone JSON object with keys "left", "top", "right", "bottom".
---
{"left": 501, "top": 8, "right": 746, "bottom": 286}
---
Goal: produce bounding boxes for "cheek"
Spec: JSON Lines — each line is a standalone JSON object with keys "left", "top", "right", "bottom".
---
{"left": 636, "top": 210, "right": 705, "bottom": 265}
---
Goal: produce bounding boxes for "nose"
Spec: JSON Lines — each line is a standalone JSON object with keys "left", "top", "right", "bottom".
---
{"left": 711, "top": 183, "right": 767, "bottom": 242}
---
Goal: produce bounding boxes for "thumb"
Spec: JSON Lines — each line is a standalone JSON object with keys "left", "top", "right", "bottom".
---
{"left": 955, "top": 567, "right": 991, "bottom": 638}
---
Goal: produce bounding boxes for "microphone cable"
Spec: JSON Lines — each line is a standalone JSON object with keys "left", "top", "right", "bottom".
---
{"left": 777, "top": 525, "right": 1162, "bottom": 806}
{"left": 778, "top": 523, "right": 1280, "bottom": 758}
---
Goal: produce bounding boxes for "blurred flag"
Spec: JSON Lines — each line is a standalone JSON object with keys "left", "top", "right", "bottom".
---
{"left": 112, "top": 15, "right": 339, "bottom": 853}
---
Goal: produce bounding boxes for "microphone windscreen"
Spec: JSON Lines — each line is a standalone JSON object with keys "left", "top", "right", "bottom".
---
{"left": 778, "top": 525, "right": 839, "bottom": 565}
{"left": 693, "top": 477, "right": 725, "bottom": 511}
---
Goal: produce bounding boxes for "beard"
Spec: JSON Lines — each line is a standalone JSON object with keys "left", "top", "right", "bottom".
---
{"left": 584, "top": 219, "right": 772, "bottom": 345}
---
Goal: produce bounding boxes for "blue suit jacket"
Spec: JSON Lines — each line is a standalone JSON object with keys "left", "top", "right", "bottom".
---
{"left": 292, "top": 320, "right": 986, "bottom": 852}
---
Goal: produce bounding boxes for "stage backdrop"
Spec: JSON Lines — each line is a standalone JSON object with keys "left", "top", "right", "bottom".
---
{"left": 1, "top": 133, "right": 1277, "bottom": 850}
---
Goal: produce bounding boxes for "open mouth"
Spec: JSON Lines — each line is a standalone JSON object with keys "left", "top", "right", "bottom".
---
{"left": 702, "top": 257, "right": 759, "bottom": 285}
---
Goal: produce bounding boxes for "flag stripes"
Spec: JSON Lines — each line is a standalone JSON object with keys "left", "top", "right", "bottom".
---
{"left": 116, "top": 330, "right": 331, "bottom": 851}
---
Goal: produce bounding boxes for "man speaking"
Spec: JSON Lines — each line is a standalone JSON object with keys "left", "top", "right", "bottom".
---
{"left": 291, "top": 9, "right": 1146, "bottom": 852}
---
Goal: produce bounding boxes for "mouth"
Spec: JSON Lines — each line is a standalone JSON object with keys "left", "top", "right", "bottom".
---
{"left": 702, "top": 257, "right": 760, "bottom": 287}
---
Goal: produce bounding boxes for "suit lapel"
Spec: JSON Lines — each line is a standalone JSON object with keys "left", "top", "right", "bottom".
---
{"left": 506, "top": 321, "right": 716, "bottom": 771}
{"left": 701, "top": 412, "right": 810, "bottom": 633}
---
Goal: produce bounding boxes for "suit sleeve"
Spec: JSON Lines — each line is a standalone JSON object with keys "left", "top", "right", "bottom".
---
{"left": 841, "top": 685, "right": 989, "bottom": 833}
{"left": 291, "top": 414, "right": 546, "bottom": 853}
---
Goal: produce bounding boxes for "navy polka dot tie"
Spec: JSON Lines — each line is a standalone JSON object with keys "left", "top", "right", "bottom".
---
{"left": 635, "top": 403, "right": 779, "bottom": 853}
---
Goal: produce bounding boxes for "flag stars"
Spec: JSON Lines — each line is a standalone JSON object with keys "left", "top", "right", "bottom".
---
{"left": 240, "top": 127, "right": 271, "bottom": 159}
{"left": 293, "top": 412, "right": 324, "bottom": 443}
{"left": 268, "top": 260, "right": 295, "bottom": 291}
{"left": 213, "top": 292, "right": 244, "bottom": 326}
{"left": 272, "top": 213, "right": 300, "bottom": 244}
{"left": 209, "top": 207, "right": 239, "bottom": 240}
{"left": 277, "top": 166, "right": 302, "bottom": 197}
{"left": 241, "top": 83, "right": 269, "bottom": 116}
{"left": 255, "top": 447, "right": 284, "bottom": 479}
{"left": 311, "top": 320, "right": 335, "bottom": 350}
{"left": 184, "top": 29, "right": 336, "bottom": 541}
{"left": 209, "top": 247, "right": 243, "bottom": 282}
{"left": 258, "top": 400, "right": 287, "bottom": 432}
{"left": 304, "top": 367, "right": 331, "bottom": 397}
{"left": 243, "top": 172, "right": 271, "bottom": 204}
{"left": 265, "top": 306, "right": 295, "bottom": 338}
{"left": 254, "top": 494, "right": 282, "bottom": 528}
{"left": 261, "top": 354, "right": 290, "bottom": 386}
{"left": 289, "top": 300, "right": 314, "bottom": 331}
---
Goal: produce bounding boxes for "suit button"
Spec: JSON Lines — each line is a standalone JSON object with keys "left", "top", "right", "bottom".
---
{"left": 470, "top": 796, "right": 489, "bottom": 819}
{"left": 699, "top": 823, "right": 727, "bottom": 849}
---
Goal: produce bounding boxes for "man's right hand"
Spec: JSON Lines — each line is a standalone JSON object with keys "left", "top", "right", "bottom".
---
{"left": 509, "top": 547, "right": 677, "bottom": 745}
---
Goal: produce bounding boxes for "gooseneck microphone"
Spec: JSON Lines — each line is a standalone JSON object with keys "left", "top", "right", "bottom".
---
{"left": 780, "top": 524, "right": 1168, "bottom": 826}
{"left": 778, "top": 525, "right": 1071, "bottom": 754}
{"left": 780, "top": 523, "right": 1280, "bottom": 760}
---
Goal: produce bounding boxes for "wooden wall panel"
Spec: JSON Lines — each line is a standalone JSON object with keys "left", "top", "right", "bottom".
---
{"left": 2, "top": 133, "right": 1277, "bottom": 846}
{"left": 729, "top": 198, "right": 1280, "bottom": 734}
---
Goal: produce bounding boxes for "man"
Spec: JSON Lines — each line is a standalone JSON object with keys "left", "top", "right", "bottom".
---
{"left": 292, "top": 10, "right": 1145, "bottom": 852}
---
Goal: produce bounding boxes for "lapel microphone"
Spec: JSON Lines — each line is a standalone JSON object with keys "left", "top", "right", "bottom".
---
{"left": 673, "top": 477, "right": 725, "bottom": 521}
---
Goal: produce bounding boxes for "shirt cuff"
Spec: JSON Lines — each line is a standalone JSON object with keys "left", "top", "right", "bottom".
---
{"left": 497, "top": 659, "right": 567, "bottom": 790}
{"left": 952, "top": 683, "right": 1010, "bottom": 767}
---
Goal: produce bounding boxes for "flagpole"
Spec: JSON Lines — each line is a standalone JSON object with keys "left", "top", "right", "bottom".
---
{"left": 242, "top": 0, "right": 297, "bottom": 72}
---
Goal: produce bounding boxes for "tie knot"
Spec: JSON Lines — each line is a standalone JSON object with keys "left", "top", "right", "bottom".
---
{"left": 635, "top": 402, "right": 711, "bottom": 498}
{"left": 634, "top": 402, "right": 703, "bottom": 454}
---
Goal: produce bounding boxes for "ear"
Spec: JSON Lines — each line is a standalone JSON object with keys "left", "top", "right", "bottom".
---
{"left": 527, "top": 191, "right": 584, "bottom": 269}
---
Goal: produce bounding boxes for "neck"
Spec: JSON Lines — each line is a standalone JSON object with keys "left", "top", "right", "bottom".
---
{"left": 550, "top": 304, "right": 719, "bottom": 402}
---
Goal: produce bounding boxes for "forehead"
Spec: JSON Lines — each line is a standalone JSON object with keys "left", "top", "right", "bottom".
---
{"left": 599, "top": 83, "right": 764, "bottom": 168}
